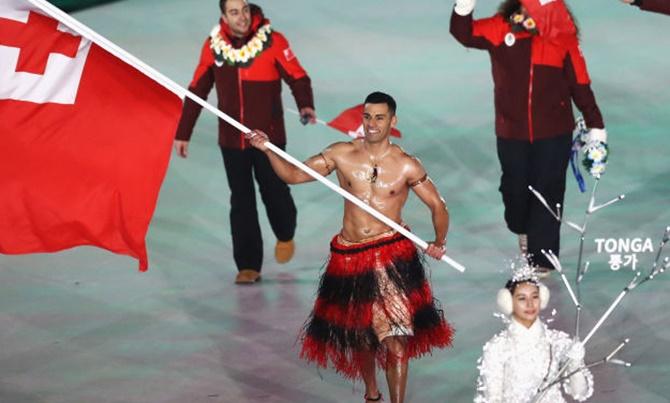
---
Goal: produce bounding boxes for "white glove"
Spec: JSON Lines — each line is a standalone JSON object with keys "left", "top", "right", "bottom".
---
{"left": 564, "top": 340, "right": 593, "bottom": 400}
{"left": 585, "top": 128, "right": 608, "bottom": 145}
{"left": 566, "top": 340, "right": 586, "bottom": 364}
{"left": 454, "top": 0, "right": 476, "bottom": 16}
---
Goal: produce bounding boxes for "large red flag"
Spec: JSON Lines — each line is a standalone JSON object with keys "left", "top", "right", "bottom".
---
{"left": 0, "top": 0, "right": 183, "bottom": 270}
{"left": 327, "top": 104, "right": 402, "bottom": 139}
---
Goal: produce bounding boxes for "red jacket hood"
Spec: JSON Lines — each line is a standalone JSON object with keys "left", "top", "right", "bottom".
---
{"left": 520, "top": 0, "right": 577, "bottom": 46}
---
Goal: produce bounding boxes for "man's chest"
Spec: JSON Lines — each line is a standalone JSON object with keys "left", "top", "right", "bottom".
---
{"left": 336, "top": 160, "right": 409, "bottom": 200}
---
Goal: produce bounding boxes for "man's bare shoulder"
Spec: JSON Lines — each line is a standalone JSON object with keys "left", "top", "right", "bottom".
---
{"left": 392, "top": 145, "right": 424, "bottom": 168}
{"left": 323, "top": 140, "right": 357, "bottom": 157}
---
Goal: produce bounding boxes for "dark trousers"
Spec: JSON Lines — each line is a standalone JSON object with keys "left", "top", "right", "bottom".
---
{"left": 496, "top": 134, "right": 572, "bottom": 268}
{"left": 221, "top": 146, "right": 297, "bottom": 272}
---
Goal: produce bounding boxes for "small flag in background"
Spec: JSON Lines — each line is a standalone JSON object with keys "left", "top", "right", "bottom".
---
{"left": 327, "top": 104, "right": 402, "bottom": 139}
{"left": 0, "top": 0, "right": 183, "bottom": 271}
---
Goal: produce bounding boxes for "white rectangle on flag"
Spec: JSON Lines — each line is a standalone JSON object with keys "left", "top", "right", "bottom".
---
{"left": 0, "top": 0, "right": 89, "bottom": 104}
{"left": 0, "top": 0, "right": 184, "bottom": 270}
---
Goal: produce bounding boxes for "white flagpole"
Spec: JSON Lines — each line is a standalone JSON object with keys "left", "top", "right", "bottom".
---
{"left": 286, "top": 108, "right": 329, "bottom": 126}
{"left": 28, "top": 0, "right": 465, "bottom": 273}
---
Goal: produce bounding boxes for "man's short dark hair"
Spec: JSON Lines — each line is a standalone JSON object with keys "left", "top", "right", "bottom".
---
{"left": 220, "top": 0, "right": 245, "bottom": 13}
{"left": 364, "top": 91, "right": 397, "bottom": 115}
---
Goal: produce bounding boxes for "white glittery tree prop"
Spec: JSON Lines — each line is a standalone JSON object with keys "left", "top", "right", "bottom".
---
{"left": 526, "top": 186, "right": 670, "bottom": 403}
{"left": 519, "top": 116, "right": 669, "bottom": 401}
{"left": 532, "top": 234, "right": 668, "bottom": 402}
{"left": 528, "top": 179, "right": 625, "bottom": 337}
{"left": 536, "top": 339, "right": 631, "bottom": 395}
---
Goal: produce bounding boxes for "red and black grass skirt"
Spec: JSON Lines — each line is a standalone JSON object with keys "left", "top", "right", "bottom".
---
{"left": 299, "top": 231, "right": 454, "bottom": 379}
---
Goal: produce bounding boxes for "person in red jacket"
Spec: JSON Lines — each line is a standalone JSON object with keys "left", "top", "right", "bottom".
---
{"left": 621, "top": 0, "right": 670, "bottom": 15}
{"left": 450, "top": 0, "right": 607, "bottom": 273}
{"left": 174, "top": 0, "right": 316, "bottom": 284}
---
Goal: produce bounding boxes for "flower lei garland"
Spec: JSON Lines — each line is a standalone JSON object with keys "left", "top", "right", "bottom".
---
{"left": 571, "top": 117, "right": 610, "bottom": 192}
{"left": 209, "top": 23, "right": 272, "bottom": 67}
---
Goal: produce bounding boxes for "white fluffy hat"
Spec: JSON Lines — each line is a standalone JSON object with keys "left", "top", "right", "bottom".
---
{"left": 496, "top": 263, "right": 550, "bottom": 315}
{"left": 496, "top": 283, "right": 550, "bottom": 316}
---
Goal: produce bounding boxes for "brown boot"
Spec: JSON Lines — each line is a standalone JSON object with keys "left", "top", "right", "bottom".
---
{"left": 274, "top": 240, "right": 295, "bottom": 264}
{"left": 235, "top": 269, "right": 261, "bottom": 285}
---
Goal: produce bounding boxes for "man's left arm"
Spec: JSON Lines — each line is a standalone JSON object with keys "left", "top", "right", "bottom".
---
{"left": 273, "top": 32, "right": 316, "bottom": 123}
{"left": 565, "top": 42, "right": 607, "bottom": 143}
{"left": 406, "top": 157, "right": 450, "bottom": 260}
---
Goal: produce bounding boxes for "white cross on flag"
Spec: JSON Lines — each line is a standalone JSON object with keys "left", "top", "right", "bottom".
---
{"left": 0, "top": 0, "right": 183, "bottom": 270}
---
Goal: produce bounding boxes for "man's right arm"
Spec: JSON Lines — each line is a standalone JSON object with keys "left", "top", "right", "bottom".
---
{"left": 247, "top": 130, "right": 338, "bottom": 184}
{"left": 174, "top": 39, "right": 216, "bottom": 158}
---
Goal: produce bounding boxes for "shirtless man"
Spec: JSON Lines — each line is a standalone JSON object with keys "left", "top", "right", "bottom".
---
{"left": 247, "top": 92, "right": 453, "bottom": 403}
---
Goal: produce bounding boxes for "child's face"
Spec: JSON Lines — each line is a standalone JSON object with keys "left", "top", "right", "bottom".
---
{"left": 512, "top": 282, "right": 540, "bottom": 328}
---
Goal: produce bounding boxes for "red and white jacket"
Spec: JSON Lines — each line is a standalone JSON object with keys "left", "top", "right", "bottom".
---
{"left": 175, "top": 5, "right": 314, "bottom": 149}
{"left": 450, "top": 10, "right": 604, "bottom": 142}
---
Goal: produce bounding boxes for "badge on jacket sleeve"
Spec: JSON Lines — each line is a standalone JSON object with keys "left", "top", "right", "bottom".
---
{"left": 283, "top": 47, "right": 296, "bottom": 61}
{"left": 504, "top": 32, "right": 516, "bottom": 47}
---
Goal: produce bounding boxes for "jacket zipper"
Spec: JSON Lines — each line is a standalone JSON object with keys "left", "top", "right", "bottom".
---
{"left": 527, "top": 63, "right": 534, "bottom": 144}
{"left": 238, "top": 68, "right": 246, "bottom": 149}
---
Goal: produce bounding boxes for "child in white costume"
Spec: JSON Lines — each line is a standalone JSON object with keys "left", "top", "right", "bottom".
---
{"left": 474, "top": 266, "right": 594, "bottom": 402}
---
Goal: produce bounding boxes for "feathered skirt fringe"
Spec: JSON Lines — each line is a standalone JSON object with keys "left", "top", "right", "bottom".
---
{"left": 299, "top": 231, "right": 454, "bottom": 379}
